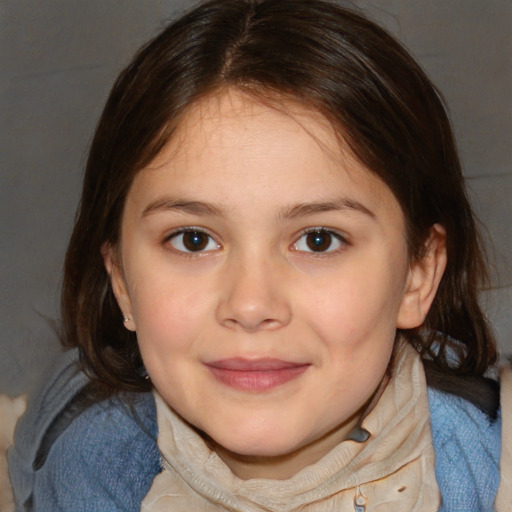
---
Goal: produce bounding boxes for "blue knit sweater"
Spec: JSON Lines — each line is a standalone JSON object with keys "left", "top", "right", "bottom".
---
{"left": 8, "top": 350, "right": 501, "bottom": 511}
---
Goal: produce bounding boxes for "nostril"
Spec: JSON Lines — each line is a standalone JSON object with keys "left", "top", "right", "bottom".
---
{"left": 260, "top": 318, "right": 283, "bottom": 329}
{"left": 221, "top": 316, "right": 283, "bottom": 332}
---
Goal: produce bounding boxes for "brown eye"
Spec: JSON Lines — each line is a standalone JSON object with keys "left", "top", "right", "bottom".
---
{"left": 306, "top": 231, "right": 333, "bottom": 252}
{"left": 183, "top": 231, "right": 208, "bottom": 251}
{"left": 294, "top": 229, "right": 345, "bottom": 253}
{"left": 169, "top": 230, "right": 219, "bottom": 253}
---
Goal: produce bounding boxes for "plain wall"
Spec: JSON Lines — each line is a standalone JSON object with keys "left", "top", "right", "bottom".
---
{"left": 1, "top": 0, "right": 511, "bottom": 396}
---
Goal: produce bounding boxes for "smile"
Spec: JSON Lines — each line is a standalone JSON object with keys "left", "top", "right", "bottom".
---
{"left": 204, "top": 358, "right": 310, "bottom": 392}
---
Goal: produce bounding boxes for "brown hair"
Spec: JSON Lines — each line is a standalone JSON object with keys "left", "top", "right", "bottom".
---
{"left": 62, "top": 0, "right": 498, "bottom": 408}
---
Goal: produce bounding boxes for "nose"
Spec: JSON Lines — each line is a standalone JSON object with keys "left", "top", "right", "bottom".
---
{"left": 215, "top": 253, "right": 292, "bottom": 332}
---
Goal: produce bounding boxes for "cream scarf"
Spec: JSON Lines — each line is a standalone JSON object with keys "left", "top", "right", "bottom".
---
{"left": 496, "top": 362, "right": 512, "bottom": 509}
{"left": 142, "top": 343, "right": 440, "bottom": 511}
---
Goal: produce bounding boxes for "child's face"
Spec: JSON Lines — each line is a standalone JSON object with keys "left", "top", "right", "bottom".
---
{"left": 108, "top": 90, "right": 424, "bottom": 477}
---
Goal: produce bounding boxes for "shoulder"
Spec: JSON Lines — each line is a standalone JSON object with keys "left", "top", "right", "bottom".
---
{"left": 9, "top": 349, "right": 162, "bottom": 511}
{"left": 33, "top": 391, "right": 161, "bottom": 512}
{"left": 428, "top": 386, "right": 501, "bottom": 454}
{"left": 427, "top": 386, "right": 501, "bottom": 511}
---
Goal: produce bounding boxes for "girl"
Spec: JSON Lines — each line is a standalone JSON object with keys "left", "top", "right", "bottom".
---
{"left": 8, "top": 0, "right": 511, "bottom": 510}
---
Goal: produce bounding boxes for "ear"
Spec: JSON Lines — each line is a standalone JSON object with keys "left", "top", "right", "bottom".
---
{"left": 397, "top": 224, "right": 447, "bottom": 329}
{"left": 101, "top": 243, "right": 136, "bottom": 331}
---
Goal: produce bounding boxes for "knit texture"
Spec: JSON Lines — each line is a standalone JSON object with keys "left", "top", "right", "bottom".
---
{"left": 428, "top": 387, "right": 501, "bottom": 511}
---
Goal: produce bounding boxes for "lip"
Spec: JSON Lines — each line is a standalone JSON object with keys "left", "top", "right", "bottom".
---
{"left": 204, "top": 358, "right": 310, "bottom": 392}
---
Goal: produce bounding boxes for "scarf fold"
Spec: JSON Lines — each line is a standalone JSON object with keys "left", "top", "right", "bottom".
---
{"left": 142, "top": 343, "right": 440, "bottom": 511}
{"left": 496, "top": 363, "right": 512, "bottom": 510}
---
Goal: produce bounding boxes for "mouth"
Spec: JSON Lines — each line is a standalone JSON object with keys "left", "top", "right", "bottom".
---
{"left": 204, "top": 358, "right": 310, "bottom": 392}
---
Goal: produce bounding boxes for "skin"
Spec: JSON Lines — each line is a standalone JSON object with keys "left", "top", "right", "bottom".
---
{"left": 105, "top": 89, "right": 446, "bottom": 480}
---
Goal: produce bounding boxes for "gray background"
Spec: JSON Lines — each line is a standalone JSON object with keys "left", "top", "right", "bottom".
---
{"left": 1, "top": 0, "right": 511, "bottom": 397}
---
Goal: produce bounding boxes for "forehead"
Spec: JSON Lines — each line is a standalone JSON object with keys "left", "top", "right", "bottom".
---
{"left": 130, "top": 89, "right": 404, "bottom": 226}
{"left": 178, "top": 90, "right": 337, "bottom": 148}
{"left": 149, "top": 89, "right": 344, "bottom": 171}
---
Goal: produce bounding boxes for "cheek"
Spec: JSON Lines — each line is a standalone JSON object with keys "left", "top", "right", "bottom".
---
{"left": 128, "top": 273, "right": 212, "bottom": 353}
{"left": 302, "top": 269, "right": 402, "bottom": 343}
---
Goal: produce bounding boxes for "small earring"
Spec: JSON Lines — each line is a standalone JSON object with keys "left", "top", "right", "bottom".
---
{"left": 138, "top": 366, "right": 150, "bottom": 381}
{"left": 123, "top": 316, "right": 130, "bottom": 323}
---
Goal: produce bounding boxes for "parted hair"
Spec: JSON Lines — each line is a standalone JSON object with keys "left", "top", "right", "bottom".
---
{"left": 62, "top": 0, "right": 498, "bottom": 411}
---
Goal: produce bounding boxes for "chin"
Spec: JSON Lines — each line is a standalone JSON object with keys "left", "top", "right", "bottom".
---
{"left": 209, "top": 427, "right": 306, "bottom": 459}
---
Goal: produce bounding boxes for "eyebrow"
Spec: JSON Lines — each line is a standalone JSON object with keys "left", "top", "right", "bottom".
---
{"left": 141, "top": 196, "right": 375, "bottom": 220}
{"left": 142, "top": 198, "right": 226, "bottom": 218}
{"left": 279, "top": 198, "right": 375, "bottom": 220}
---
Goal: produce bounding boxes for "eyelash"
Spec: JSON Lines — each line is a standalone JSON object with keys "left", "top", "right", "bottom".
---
{"left": 163, "top": 227, "right": 348, "bottom": 256}
{"left": 164, "top": 227, "right": 220, "bottom": 255}
{"left": 292, "top": 228, "right": 348, "bottom": 255}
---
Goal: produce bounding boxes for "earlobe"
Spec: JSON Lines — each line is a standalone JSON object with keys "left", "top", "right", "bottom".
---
{"left": 397, "top": 224, "right": 447, "bottom": 329}
{"left": 101, "top": 243, "right": 136, "bottom": 331}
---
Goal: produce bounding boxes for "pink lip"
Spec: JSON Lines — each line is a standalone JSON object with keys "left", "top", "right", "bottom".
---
{"left": 204, "top": 358, "right": 310, "bottom": 392}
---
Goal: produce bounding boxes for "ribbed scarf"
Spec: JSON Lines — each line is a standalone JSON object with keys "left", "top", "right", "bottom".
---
{"left": 142, "top": 343, "right": 440, "bottom": 511}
